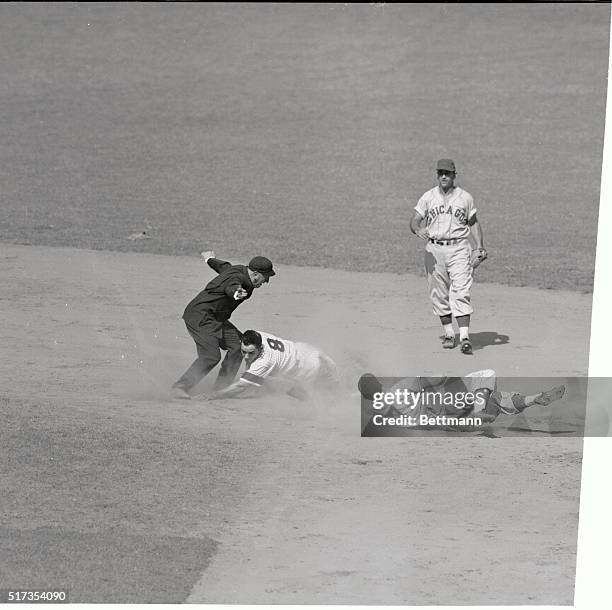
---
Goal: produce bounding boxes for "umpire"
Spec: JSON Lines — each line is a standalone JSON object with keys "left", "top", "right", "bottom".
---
{"left": 171, "top": 251, "right": 275, "bottom": 399}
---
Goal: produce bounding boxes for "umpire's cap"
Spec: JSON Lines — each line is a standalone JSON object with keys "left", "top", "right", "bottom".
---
{"left": 248, "top": 256, "right": 276, "bottom": 280}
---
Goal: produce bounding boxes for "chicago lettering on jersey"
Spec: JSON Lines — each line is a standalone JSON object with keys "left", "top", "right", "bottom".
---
{"left": 425, "top": 205, "right": 467, "bottom": 225}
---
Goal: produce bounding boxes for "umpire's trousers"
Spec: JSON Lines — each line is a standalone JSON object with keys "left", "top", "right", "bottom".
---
{"left": 173, "top": 317, "right": 243, "bottom": 392}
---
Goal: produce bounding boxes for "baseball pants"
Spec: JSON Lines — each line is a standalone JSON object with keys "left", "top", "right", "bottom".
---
{"left": 293, "top": 343, "right": 339, "bottom": 387}
{"left": 465, "top": 369, "right": 526, "bottom": 416}
{"left": 174, "top": 318, "right": 243, "bottom": 392}
{"left": 424, "top": 240, "right": 474, "bottom": 317}
{"left": 268, "top": 345, "right": 339, "bottom": 399}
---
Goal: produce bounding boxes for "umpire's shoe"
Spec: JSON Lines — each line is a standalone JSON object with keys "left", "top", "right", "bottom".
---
{"left": 171, "top": 386, "right": 191, "bottom": 400}
{"left": 460, "top": 338, "right": 473, "bottom": 355}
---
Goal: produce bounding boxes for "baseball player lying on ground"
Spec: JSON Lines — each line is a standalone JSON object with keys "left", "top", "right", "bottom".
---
{"left": 198, "top": 330, "right": 339, "bottom": 401}
{"left": 359, "top": 370, "right": 566, "bottom": 431}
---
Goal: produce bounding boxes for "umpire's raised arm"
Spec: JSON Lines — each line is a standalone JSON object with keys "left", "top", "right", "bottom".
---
{"left": 207, "top": 258, "right": 232, "bottom": 274}
{"left": 201, "top": 250, "right": 233, "bottom": 274}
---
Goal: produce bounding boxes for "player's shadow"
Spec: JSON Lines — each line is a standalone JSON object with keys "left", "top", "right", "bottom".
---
{"left": 469, "top": 331, "right": 510, "bottom": 351}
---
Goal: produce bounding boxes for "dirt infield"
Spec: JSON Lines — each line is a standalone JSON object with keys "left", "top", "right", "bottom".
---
{"left": 0, "top": 244, "right": 589, "bottom": 604}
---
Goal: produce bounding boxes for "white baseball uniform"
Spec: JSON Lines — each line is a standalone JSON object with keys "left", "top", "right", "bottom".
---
{"left": 386, "top": 370, "right": 526, "bottom": 419}
{"left": 240, "top": 332, "right": 338, "bottom": 388}
{"left": 415, "top": 185, "right": 477, "bottom": 317}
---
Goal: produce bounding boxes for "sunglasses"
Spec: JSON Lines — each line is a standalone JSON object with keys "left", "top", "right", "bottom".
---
{"left": 437, "top": 170, "right": 455, "bottom": 176}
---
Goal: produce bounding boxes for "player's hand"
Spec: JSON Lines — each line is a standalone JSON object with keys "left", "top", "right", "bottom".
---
{"left": 470, "top": 247, "right": 488, "bottom": 269}
{"left": 200, "top": 250, "right": 216, "bottom": 262}
{"left": 233, "top": 287, "right": 248, "bottom": 300}
{"left": 415, "top": 228, "right": 429, "bottom": 241}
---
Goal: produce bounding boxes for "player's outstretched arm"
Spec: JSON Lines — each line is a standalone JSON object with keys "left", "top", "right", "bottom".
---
{"left": 209, "top": 379, "right": 259, "bottom": 400}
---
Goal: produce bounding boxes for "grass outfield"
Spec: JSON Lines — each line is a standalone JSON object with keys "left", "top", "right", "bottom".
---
{"left": 0, "top": 3, "right": 608, "bottom": 291}
{"left": 1, "top": 395, "right": 225, "bottom": 602}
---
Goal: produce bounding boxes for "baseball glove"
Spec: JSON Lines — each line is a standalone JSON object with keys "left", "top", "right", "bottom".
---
{"left": 471, "top": 247, "right": 488, "bottom": 269}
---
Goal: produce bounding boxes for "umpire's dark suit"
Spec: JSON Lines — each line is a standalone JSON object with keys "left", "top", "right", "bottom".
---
{"left": 173, "top": 258, "right": 254, "bottom": 393}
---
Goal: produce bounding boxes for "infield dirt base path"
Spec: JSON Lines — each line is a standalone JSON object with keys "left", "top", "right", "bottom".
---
{"left": 0, "top": 244, "right": 590, "bottom": 604}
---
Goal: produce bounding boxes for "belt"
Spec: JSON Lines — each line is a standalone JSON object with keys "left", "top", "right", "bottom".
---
{"left": 429, "top": 238, "right": 461, "bottom": 246}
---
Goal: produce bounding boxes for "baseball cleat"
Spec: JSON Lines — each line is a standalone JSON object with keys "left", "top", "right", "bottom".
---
{"left": 460, "top": 338, "right": 473, "bottom": 355}
{"left": 442, "top": 335, "right": 456, "bottom": 349}
{"left": 534, "top": 385, "right": 566, "bottom": 406}
{"left": 171, "top": 387, "right": 191, "bottom": 400}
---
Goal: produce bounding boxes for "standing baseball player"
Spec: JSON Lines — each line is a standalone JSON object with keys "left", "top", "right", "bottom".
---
{"left": 171, "top": 252, "right": 275, "bottom": 399}
{"left": 201, "top": 329, "right": 338, "bottom": 401}
{"left": 410, "top": 159, "right": 486, "bottom": 354}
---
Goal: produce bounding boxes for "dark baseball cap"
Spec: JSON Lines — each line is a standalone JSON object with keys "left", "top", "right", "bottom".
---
{"left": 436, "top": 158, "right": 456, "bottom": 172}
{"left": 248, "top": 256, "right": 276, "bottom": 279}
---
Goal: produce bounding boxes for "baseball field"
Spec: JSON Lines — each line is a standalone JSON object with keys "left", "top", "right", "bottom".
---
{"left": 0, "top": 3, "right": 610, "bottom": 606}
